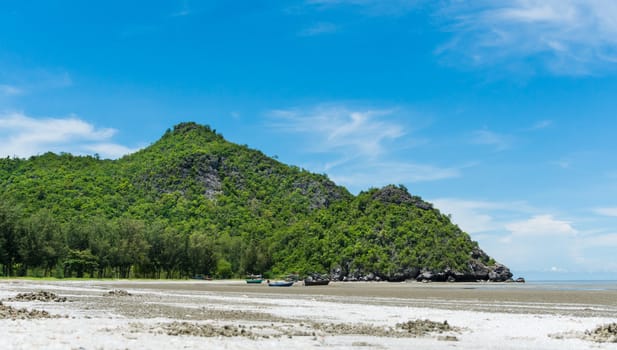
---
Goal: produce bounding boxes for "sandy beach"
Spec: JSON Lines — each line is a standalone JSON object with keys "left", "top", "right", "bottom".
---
{"left": 1, "top": 279, "right": 616, "bottom": 349}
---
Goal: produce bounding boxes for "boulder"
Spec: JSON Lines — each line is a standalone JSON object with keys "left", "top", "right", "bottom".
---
{"left": 488, "top": 263, "right": 513, "bottom": 282}
{"left": 416, "top": 270, "right": 433, "bottom": 282}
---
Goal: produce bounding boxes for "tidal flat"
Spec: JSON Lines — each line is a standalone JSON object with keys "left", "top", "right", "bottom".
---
{"left": 1, "top": 279, "right": 616, "bottom": 349}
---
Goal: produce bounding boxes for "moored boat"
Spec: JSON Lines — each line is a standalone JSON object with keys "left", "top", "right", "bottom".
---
{"left": 268, "top": 281, "right": 294, "bottom": 287}
{"left": 246, "top": 274, "right": 263, "bottom": 284}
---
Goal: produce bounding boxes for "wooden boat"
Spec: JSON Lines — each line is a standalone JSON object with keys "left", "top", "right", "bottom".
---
{"left": 304, "top": 279, "right": 330, "bottom": 286}
{"left": 268, "top": 281, "right": 294, "bottom": 287}
{"left": 246, "top": 274, "right": 263, "bottom": 284}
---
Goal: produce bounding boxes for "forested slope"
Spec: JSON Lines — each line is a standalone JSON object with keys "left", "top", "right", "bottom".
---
{"left": 0, "top": 122, "right": 512, "bottom": 281}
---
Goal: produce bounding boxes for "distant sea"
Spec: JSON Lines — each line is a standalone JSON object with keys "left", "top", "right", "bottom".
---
{"left": 525, "top": 280, "right": 617, "bottom": 291}
{"left": 472, "top": 280, "right": 617, "bottom": 292}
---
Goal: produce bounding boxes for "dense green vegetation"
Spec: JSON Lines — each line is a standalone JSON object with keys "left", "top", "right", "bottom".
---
{"left": 0, "top": 122, "right": 493, "bottom": 279}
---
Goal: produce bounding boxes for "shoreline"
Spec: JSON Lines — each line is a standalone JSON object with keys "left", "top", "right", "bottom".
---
{"left": 1, "top": 279, "right": 616, "bottom": 349}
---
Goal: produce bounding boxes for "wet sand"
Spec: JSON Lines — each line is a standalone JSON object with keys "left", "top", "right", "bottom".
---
{"left": 105, "top": 280, "right": 617, "bottom": 317}
{"left": 107, "top": 280, "right": 617, "bottom": 307}
{"left": 1, "top": 279, "right": 616, "bottom": 349}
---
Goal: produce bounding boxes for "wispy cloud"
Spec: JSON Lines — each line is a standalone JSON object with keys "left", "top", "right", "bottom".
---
{"left": 330, "top": 161, "right": 460, "bottom": 189}
{"left": 428, "top": 196, "right": 605, "bottom": 273}
{"left": 579, "top": 233, "right": 617, "bottom": 247}
{"left": 593, "top": 207, "right": 617, "bottom": 217}
{"left": 431, "top": 198, "right": 534, "bottom": 234}
{"left": 470, "top": 129, "right": 513, "bottom": 151}
{"left": 298, "top": 22, "right": 338, "bottom": 36}
{"left": 529, "top": 120, "right": 552, "bottom": 130}
{"left": 438, "top": 0, "right": 617, "bottom": 75}
{"left": 268, "top": 103, "right": 459, "bottom": 191}
{"left": 0, "top": 61, "right": 72, "bottom": 95}
{"left": 270, "top": 104, "right": 405, "bottom": 158}
{"left": 0, "top": 84, "right": 23, "bottom": 96}
{"left": 302, "top": 1, "right": 617, "bottom": 74}
{"left": 0, "top": 112, "right": 138, "bottom": 159}
{"left": 505, "top": 214, "right": 578, "bottom": 237}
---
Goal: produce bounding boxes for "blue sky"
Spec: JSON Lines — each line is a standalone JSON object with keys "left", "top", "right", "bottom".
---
{"left": 1, "top": 0, "right": 617, "bottom": 280}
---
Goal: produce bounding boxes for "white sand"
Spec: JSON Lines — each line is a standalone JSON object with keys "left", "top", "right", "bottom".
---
{"left": 0, "top": 279, "right": 615, "bottom": 349}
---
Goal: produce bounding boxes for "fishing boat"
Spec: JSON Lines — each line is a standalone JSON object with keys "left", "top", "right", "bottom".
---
{"left": 246, "top": 274, "right": 263, "bottom": 284}
{"left": 268, "top": 281, "right": 294, "bottom": 287}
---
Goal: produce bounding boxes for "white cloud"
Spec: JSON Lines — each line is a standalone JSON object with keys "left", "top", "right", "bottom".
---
{"left": 432, "top": 198, "right": 521, "bottom": 234}
{"left": 439, "top": 0, "right": 617, "bottom": 75}
{"left": 330, "top": 161, "right": 459, "bottom": 190}
{"left": 505, "top": 214, "right": 577, "bottom": 236}
{"left": 593, "top": 207, "right": 617, "bottom": 217}
{"left": 270, "top": 104, "right": 405, "bottom": 158}
{"left": 268, "top": 103, "right": 459, "bottom": 191}
{"left": 479, "top": 214, "right": 579, "bottom": 273}
{"left": 579, "top": 233, "right": 617, "bottom": 247}
{"left": 0, "top": 112, "right": 137, "bottom": 159}
{"left": 431, "top": 196, "right": 617, "bottom": 275}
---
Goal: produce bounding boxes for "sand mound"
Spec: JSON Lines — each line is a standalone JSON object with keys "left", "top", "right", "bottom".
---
{"left": 396, "top": 319, "right": 457, "bottom": 336}
{"left": 313, "top": 319, "right": 459, "bottom": 338}
{"left": 7, "top": 291, "right": 67, "bottom": 302}
{"left": 156, "top": 321, "right": 256, "bottom": 338}
{"left": 105, "top": 289, "right": 132, "bottom": 297}
{"left": 584, "top": 323, "right": 617, "bottom": 343}
{"left": 0, "top": 301, "right": 61, "bottom": 320}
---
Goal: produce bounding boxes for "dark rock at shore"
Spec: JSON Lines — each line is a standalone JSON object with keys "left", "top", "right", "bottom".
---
{"left": 328, "top": 246, "right": 513, "bottom": 283}
{"left": 488, "top": 263, "right": 513, "bottom": 282}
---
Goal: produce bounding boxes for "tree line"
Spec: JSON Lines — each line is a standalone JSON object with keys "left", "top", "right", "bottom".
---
{"left": 0, "top": 202, "right": 272, "bottom": 279}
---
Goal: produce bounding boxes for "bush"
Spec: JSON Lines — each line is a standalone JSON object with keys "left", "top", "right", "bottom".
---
{"left": 216, "top": 258, "right": 233, "bottom": 279}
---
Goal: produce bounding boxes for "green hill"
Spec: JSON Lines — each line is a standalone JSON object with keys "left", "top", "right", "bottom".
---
{"left": 0, "top": 122, "right": 512, "bottom": 281}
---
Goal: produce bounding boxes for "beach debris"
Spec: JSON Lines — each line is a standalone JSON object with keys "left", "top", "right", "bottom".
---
{"left": 438, "top": 335, "right": 459, "bottom": 341}
{"left": 105, "top": 289, "right": 132, "bottom": 297}
{"left": 6, "top": 291, "right": 67, "bottom": 303}
{"left": 583, "top": 323, "right": 617, "bottom": 343}
{"left": 396, "top": 319, "right": 457, "bottom": 336}
{"left": 156, "top": 321, "right": 256, "bottom": 338}
{"left": 0, "top": 301, "right": 62, "bottom": 320}
{"left": 311, "top": 319, "right": 460, "bottom": 338}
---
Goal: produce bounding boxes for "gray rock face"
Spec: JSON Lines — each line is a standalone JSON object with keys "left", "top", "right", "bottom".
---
{"left": 329, "top": 255, "right": 513, "bottom": 283}
{"left": 487, "top": 263, "right": 513, "bottom": 282}
{"left": 371, "top": 185, "right": 433, "bottom": 210}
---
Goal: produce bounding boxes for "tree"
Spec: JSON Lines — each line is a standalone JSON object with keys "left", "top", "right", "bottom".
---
{"left": 187, "top": 231, "right": 216, "bottom": 277}
{"left": 112, "top": 218, "right": 150, "bottom": 278}
{"left": 18, "top": 210, "right": 64, "bottom": 276}
{"left": 0, "top": 201, "right": 21, "bottom": 276}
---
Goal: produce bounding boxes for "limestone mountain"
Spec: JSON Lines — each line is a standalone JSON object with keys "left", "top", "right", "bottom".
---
{"left": 0, "top": 122, "right": 512, "bottom": 281}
